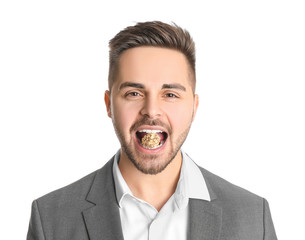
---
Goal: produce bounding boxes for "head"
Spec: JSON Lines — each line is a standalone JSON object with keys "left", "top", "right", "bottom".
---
{"left": 105, "top": 21, "right": 199, "bottom": 175}
{"left": 108, "top": 21, "right": 196, "bottom": 93}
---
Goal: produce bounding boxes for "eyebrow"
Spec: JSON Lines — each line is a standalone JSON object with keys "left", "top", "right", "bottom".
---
{"left": 161, "top": 84, "right": 186, "bottom": 91}
{"left": 118, "top": 82, "right": 186, "bottom": 92}
{"left": 118, "top": 82, "right": 145, "bottom": 90}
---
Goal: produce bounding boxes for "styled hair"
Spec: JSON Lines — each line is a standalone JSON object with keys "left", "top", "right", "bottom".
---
{"left": 108, "top": 21, "right": 196, "bottom": 92}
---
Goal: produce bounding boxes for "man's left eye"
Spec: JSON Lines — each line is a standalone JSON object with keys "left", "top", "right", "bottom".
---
{"left": 165, "top": 93, "right": 178, "bottom": 98}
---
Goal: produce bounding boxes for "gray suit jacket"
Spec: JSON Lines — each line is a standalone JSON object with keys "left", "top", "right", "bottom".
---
{"left": 27, "top": 155, "right": 277, "bottom": 240}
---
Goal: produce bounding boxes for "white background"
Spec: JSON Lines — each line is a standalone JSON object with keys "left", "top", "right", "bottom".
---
{"left": 0, "top": 0, "right": 304, "bottom": 239}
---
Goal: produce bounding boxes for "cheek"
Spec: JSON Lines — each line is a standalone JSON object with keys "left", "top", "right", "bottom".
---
{"left": 165, "top": 102, "right": 194, "bottom": 130}
{"left": 112, "top": 100, "right": 139, "bottom": 132}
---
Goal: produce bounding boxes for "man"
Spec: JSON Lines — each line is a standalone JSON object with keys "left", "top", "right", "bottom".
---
{"left": 27, "top": 21, "right": 277, "bottom": 240}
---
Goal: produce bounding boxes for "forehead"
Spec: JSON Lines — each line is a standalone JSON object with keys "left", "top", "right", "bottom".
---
{"left": 115, "top": 46, "right": 192, "bottom": 90}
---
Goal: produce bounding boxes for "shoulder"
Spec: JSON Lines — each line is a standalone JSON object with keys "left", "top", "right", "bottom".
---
{"left": 194, "top": 166, "right": 277, "bottom": 238}
{"left": 34, "top": 158, "right": 114, "bottom": 211}
{"left": 27, "top": 158, "right": 116, "bottom": 239}
{"left": 33, "top": 169, "right": 99, "bottom": 222}
{"left": 198, "top": 166, "right": 264, "bottom": 207}
{"left": 36, "top": 170, "right": 97, "bottom": 206}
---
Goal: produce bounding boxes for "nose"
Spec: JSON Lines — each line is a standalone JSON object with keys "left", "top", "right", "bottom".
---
{"left": 140, "top": 95, "right": 162, "bottom": 118}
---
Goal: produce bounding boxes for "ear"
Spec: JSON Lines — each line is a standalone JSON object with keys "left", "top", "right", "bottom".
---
{"left": 192, "top": 94, "right": 199, "bottom": 122}
{"left": 104, "top": 90, "right": 112, "bottom": 118}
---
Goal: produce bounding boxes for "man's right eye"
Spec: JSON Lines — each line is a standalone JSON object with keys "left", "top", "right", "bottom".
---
{"left": 125, "top": 92, "right": 141, "bottom": 97}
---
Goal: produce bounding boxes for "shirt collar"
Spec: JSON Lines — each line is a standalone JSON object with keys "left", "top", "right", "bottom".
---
{"left": 112, "top": 150, "right": 133, "bottom": 208}
{"left": 112, "top": 149, "right": 211, "bottom": 209}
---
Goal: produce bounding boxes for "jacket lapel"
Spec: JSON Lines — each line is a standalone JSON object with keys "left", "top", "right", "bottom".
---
{"left": 82, "top": 158, "right": 124, "bottom": 240}
{"left": 188, "top": 166, "right": 223, "bottom": 240}
{"left": 188, "top": 199, "right": 222, "bottom": 240}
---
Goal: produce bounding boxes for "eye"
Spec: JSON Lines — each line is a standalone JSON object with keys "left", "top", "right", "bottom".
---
{"left": 164, "top": 93, "right": 178, "bottom": 98}
{"left": 125, "top": 91, "right": 141, "bottom": 98}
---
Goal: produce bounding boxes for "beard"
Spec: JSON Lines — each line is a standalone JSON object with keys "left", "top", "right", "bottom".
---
{"left": 112, "top": 115, "right": 193, "bottom": 175}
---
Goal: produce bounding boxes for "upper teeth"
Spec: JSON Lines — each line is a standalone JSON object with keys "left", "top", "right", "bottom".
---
{"left": 138, "top": 129, "right": 163, "bottom": 133}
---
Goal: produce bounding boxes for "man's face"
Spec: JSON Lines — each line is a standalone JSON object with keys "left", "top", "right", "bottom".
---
{"left": 105, "top": 47, "right": 199, "bottom": 175}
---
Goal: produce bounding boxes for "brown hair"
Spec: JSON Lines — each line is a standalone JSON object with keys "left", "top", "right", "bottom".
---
{"left": 108, "top": 21, "right": 196, "bottom": 92}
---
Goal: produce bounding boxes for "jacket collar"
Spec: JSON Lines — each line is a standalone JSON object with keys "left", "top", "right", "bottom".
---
{"left": 82, "top": 154, "right": 222, "bottom": 240}
{"left": 112, "top": 149, "right": 211, "bottom": 210}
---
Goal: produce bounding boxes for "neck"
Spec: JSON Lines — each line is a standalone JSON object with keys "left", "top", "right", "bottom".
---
{"left": 118, "top": 150, "right": 182, "bottom": 211}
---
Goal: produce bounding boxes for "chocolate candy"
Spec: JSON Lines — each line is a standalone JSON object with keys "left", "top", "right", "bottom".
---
{"left": 141, "top": 133, "right": 161, "bottom": 148}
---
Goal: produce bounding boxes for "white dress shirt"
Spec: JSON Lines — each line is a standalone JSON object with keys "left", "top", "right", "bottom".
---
{"left": 112, "top": 149, "right": 210, "bottom": 240}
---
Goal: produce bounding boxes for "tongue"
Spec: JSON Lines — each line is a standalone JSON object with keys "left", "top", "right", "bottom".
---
{"left": 157, "top": 132, "right": 165, "bottom": 141}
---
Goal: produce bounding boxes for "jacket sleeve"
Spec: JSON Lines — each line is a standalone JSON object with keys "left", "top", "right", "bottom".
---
{"left": 27, "top": 200, "right": 46, "bottom": 240}
{"left": 263, "top": 198, "right": 277, "bottom": 240}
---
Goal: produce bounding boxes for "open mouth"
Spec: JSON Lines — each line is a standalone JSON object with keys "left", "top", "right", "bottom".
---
{"left": 136, "top": 129, "right": 168, "bottom": 150}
